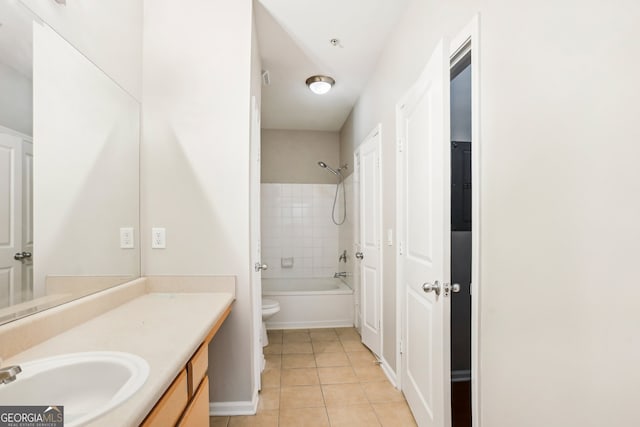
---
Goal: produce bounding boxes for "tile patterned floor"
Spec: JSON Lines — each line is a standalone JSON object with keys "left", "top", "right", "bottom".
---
{"left": 210, "top": 327, "right": 417, "bottom": 427}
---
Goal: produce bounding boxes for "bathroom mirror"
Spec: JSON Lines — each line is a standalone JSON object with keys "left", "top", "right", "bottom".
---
{"left": 0, "top": 2, "right": 140, "bottom": 325}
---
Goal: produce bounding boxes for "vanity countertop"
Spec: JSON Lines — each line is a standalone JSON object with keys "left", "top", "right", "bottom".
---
{"left": 1, "top": 277, "right": 235, "bottom": 426}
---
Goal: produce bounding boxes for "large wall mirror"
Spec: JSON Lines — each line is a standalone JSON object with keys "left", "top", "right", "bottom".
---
{"left": 0, "top": 2, "right": 140, "bottom": 324}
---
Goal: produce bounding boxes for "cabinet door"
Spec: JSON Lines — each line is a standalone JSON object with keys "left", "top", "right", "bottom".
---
{"left": 141, "top": 370, "right": 188, "bottom": 427}
{"left": 179, "top": 376, "right": 209, "bottom": 427}
{"left": 187, "top": 343, "right": 208, "bottom": 397}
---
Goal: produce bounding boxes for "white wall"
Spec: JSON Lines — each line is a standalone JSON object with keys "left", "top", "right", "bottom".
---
{"left": 141, "top": 0, "right": 256, "bottom": 405}
{"left": 33, "top": 24, "right": 140, "bottom": 297}
{"left": 342, "top": 0, "right": 640, "bottom": 425}
{"left": 0, "top": 62, "right": 32, "bottom": 136}
{"left": 262, "top": 129, "right": 340, "bottom": 184}
{"left": 20, "top": 0, "right": 143, "bottom": 100}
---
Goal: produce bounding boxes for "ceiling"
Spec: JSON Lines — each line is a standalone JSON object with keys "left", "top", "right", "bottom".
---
{"left": 255, "top": 0, "right": 410, "bottom": 131}
{"left": 0, "top": 1, "right": 35, "bottom": 78}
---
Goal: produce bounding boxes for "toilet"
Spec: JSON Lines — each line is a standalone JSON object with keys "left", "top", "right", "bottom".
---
{"left": 261, "top": 298, "right": 280, "bottom": 347}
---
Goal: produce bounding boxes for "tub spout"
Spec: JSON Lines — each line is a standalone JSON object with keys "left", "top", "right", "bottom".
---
{"left": 0, "top": 364, "right": 21, "bottom": 385}
{"left": 334, "top": 272, "right": 347, "bottom": 278}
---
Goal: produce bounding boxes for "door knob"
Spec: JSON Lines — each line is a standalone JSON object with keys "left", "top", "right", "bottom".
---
{"left": 254, "top": 263, "right": 268, "bottom": 272}
{"left": 422, "top": 280, "right": 441, "bottom": 296}
{"left": 14, "top": 252, "right": 32, "bottom": 261}
{"left": 355, "top": 252, "right": 364, "bottom": 260}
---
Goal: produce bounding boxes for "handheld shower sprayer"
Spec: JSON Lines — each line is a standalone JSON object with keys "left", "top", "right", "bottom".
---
{"left": 317, "top": 160, "right": 347, "bottom": 225}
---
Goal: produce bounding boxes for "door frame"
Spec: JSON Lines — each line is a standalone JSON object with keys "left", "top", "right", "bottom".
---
{"left": 355, "top": 124, "right": 384, "bottom": 358}
{"left": 249, "top": 95, "right": 262, "bottom": 396}
{"left": 394, "top": 14, "right": 481, "bottom": 426}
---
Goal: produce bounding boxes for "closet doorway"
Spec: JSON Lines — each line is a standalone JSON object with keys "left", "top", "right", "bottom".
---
{"left": 450, "top": 47, "right": 472, "bottom": 427}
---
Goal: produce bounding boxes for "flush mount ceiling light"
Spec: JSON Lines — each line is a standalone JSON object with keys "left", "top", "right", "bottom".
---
{"left": 306, "top": 75, "right": 335, "bottom": 95}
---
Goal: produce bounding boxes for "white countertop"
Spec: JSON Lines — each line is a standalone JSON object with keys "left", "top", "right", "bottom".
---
{"left": 3, "top": 290, "right": 234, "bottom": 426}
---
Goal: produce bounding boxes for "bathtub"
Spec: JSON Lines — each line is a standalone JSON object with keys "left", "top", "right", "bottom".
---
{"left": 262, "top": 277, "right": 354, "bottom": 329}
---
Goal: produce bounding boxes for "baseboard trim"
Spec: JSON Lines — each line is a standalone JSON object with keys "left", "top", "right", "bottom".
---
{"left": 210, "top": 388, "right": 259, "bottom": 416}
{"left": 380, "top": 356, "right": 398, "bottom": 388}
{"left": 266, "top": 319, "right": 353, "bottom": 330}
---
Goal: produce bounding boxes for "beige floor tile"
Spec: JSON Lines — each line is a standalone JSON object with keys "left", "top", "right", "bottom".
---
{"left": 334, "top": 327, "right": 358, "bottom": 335}
{"left": 362, "top": 380, "right": 405, "bottom": 403}
{"left": 372, "top": 402, "right": 418, "bottom": 427}
{"left": 340, "top": 339, "right": 369, "bottom": 352}
{"left": 228, "top": 329, "right": 416, "bottom": 427}
{"left": 210, "top": 416, "right": 229, "bottom": 427}
{"left": 281, "top": 368, "right": 320, "bottom": 386}
{"left": 227, "top": 410, "right": 278, "bottom": 427}
{"left": 279, "top": 407, "right": 330, "bottom": 427}
{"left": 309, "top": 331, "right": 339, "bottom": 341}
{"left": 260, "top": 368, "right": 280, "bottom": 389}
{"left": 347, "top": 350, "right": 378, "bottom": 364}
{"left": 283, "top": 332, "right": 311, "bottom": 343}
{"left": 315, "top": 352, "right": 350, "bottom": 368}
{"left": 336, "top": 332, "right": 362, "bottom": 341}
{"left": 326, "top": 404, "right": 381, "bottom": 427}
{"left": 353, "top": 365, "right": 387, "bottom": 382}
{"left": 257, "top": 388, "right": 279, "bottom": 412}
{"left": 321, "top": 383, "right": 368, "bottom": 407}
{"left": 280, "top": 385, "right": 325, "bottom": 409}
{"left": 338, "top": 333, "right": 362, "bottom": 342}
{"left": 282, "top": 353, "right": 316, "bottom": 369}
{"left": 317, "top": 366, "right": 359, "bottom": 384}
{"left": 312, "top": 340, "right": 344, "bottom": 353}
{"left": 264, "top": 354, "right": 281, "bottom": 370}
{"left": 282, "top": 342, "right": 314, "bottom": 354}
{"left": 266, "top": 331, "right": 283, "bottom": 345}
{"left": 263, "top": 343, "right": 282, "bottom": 355}
{"left": 337, "top": 330, "right": 361, "bottom": 341}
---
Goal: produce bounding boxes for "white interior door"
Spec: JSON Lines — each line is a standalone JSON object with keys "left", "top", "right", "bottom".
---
{"left": 358, "top": 126, "right": 382, "bottom": 357}
{"left": 0, "top": 132, "right": 23, "bottom": 308}
{"left": 21, "top": 140, "right": 34, "bottom": 302}
{"left": 250, "top": 96, "right": 264, "bottom": 389}
{"left": 397, "top": 40, "right": 451, "bottom": 427}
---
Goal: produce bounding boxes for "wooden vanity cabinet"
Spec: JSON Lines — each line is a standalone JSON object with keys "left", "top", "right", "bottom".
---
{"left": 179, "top": 376, "right": 210, "bottom": 426}
{"left": 141, "top": 306, "right": 231, "bottom": 427}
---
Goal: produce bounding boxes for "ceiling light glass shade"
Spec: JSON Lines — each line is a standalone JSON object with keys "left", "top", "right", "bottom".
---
{"left": 306, "top": 75, "right": 335, "bottom": 95}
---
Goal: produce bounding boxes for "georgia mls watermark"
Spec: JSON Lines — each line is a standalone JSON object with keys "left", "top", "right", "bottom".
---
{"left": 0, "top": 406, "right": 63, "bottom": 427}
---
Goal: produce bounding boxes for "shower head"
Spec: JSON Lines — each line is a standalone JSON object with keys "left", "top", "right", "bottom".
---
{"left": 317, "top": 160, "right": 341, "bottom": 177}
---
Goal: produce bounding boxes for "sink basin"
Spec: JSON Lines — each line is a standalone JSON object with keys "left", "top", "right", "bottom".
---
{"left": 0, "top": 352, "right": 149, "bottom": 426}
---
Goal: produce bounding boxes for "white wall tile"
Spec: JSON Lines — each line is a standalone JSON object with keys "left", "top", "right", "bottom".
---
{"left": 261, "top": 183, "right": 341, "bottom": 278}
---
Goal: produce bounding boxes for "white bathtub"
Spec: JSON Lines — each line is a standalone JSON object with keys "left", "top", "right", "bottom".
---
{"left": 262, "top": 278, "right": 354, "bottom": 329}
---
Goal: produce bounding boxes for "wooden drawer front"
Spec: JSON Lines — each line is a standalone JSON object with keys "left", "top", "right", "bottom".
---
{"left": 141, "top": 370, "right": 188, "bottom": 427}
{"left": 187, "top": 342, "right": 208, "bottom": 397}
{"left": 178, "top": 376, "right": 210, "bottom": 427}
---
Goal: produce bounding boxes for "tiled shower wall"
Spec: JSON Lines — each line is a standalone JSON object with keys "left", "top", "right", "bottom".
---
{"left": 261, "top": 183, "right": 340, "bottom": 278}
{"left": 337, "top": 174, "right": 354, "bottom": 288}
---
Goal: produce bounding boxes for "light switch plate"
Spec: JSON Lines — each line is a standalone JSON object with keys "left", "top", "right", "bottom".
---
{"left": 151, "top": 227, "right": 166, "bottom": 249}
{"left": 120, "top": 227, "right": 134, "bottom": 249}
